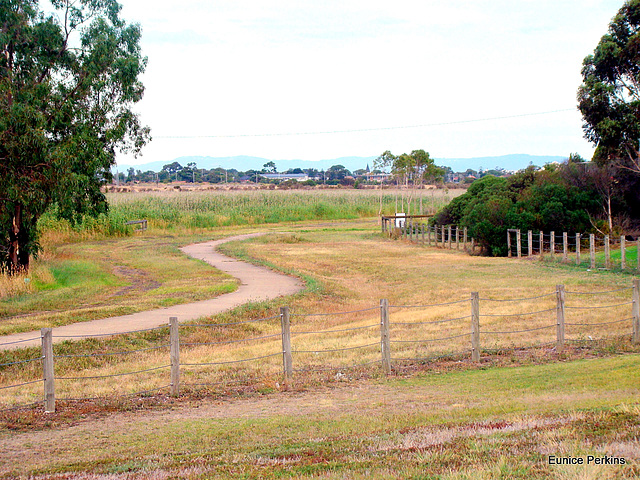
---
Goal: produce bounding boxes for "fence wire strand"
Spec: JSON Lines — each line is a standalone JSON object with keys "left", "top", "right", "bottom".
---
{"left": 292, "top": 323, "right": 379, "bottom": 335}
{"left": 182, "top": 333, "right": 281, "bottom": 347}
{"left": 0, "top": 337, "right": 40, "bottom": 347}
{"left": 565, "top": 302, "right": 632, "bottom": 310}
{"left": 565, "top": 287, "right": 632, "bottom": 295}
{"left": 391, "top": 332, "right": 472, "bottom": 344}
{"left": 292, "top": 306, "right": 380, "bottom": 317}
{"left": 480, "top": 292, "right": 556, "bottom": 302}
{"left": 293, "top": 359, "right": 380, "bottom": 373}
{"left": 481, "top": 324, "right": 556, "bottom": 335}
{"left": 0, "top": 379, "right": 42, "bottom": 390}
{"left": 391, "top": 315, "right": 471, "bottom": 327}
{"left": 57, "top": 364, "right": 171, "bottom": 381}
{"left": 55, "top": 344, "right": 170, "bottom": 359}
{"left": 0, "top": 357, "right": 42, "bottom": 368}
{"left": 181, "top": 352, "right": 281, "bottom": 367}
{"left": 183, "top": 315, "right": 281, "bottom": 328}
{"left": 52, "top": 325, "right": 167, "bottom": 338}
{"left": 390, "top": 299, "right": 469, "bottom": 309}
{"left": 481, "top": 307, "right": 556, "bottom": 318}
{"left": 565, "top": 317, "right": 632, "bottom": 327}
{"left": 294, "top": 342, "right": 379, "bottom": 354}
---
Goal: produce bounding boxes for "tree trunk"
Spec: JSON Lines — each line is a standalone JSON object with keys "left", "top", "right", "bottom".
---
{"left": 7, "top": 203, "right": 28, "bottom": 275}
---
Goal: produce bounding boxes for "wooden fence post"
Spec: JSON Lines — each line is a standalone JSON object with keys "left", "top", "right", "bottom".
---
{"left": 380, "top": 299, "right": 391, "bottom": 375}
{"left": 471, "top": 292, "right": 480, "bottom": 362}
{"left": 632, "top": 279, "right": 639, "bottom": 344}
{"left": 550, "top": 231, "right": 555, "bottom": 256}
{"left": 528, "top": 230, "right": 533, "bottom": 257}
{"left": 539, "top": 230, "right": 544, "bottom": 257}
{"left": 576, "top": 233, "right": 581, "bottom": 266}
{"left": 590, "top": 234, "right": 596, "bottom": 269}
{"left": 448, "top": 226, "right": 452, "bottom": 249}
{"left": 517, "top": 230, "right": 522, "bottom": 258}
{"left": 170, "top": 317, "right": 180, "bottom": 397}
{"left": 556, "top": 285, "right": 565, "bottom": 354}
{"left": 621, "top": 236, "right": 626, "bottom": 270}
{"left": 507, "top": 230, "right": 512, "bottom": 258}
{"left": 456, "top": 226, "right": 460, "bottom": 250}
{"left": 605, "top": 235, "right": 611, "bottom": 269}
{"left": 421, "top": 224, "right": 425, "bottom": 245}
{"left": 280, "top": 307, "right": 293, "bottom": 382}
{"left": 41, "top": 328, "right": 55, "bottom": 413}
{"left": 563, "top": 232, "right": 568, "bottom": 262}
{"left": 441, "top": 225, "right": 445, "bottom": 248}
{"left": 464, "top": 227, "right": 468, "bottom": 251}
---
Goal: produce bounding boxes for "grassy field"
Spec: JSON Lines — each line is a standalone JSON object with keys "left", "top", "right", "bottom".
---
{"left": 0, "top": 189, "right": 638, "bottom": 478}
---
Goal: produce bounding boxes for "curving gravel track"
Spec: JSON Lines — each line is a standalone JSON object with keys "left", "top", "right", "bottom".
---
{"left": 0, "top": 233, "right": 303, "bottom": 350}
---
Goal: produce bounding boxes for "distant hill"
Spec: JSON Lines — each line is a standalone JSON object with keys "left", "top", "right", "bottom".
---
{"left": 114, "top": 153, "right": 566, "bottom": 174}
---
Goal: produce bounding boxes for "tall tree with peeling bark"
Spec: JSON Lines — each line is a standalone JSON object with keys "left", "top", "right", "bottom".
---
{"left": 0, "top": 0, "right": 149, "bottom": 274}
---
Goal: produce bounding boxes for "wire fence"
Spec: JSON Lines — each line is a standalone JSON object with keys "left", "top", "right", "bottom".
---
{"left": 507, "top": 229, "right": 640, "bottom": 272}
{"left": 1, "top": 279, "right": 639, "bottom": 413}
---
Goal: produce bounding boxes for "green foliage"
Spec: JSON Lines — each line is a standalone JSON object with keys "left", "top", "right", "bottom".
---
{"left": 578, "top": 0, "right": 640, "bottom": 172}
{"left": 433, "top": 166, "right": 601, "bottom": 255}
{"left": 0, "top": 0, "right": 148, "bottom": 274}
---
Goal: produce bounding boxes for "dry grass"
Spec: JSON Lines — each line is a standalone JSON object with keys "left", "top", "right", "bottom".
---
{"left": 3, "top": 220, "right": 636, "bottom": 410}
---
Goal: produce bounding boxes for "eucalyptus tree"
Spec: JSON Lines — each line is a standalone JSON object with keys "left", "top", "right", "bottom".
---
{"left": 578, "top": 0, "right": 640, "bottom": 174}
{"left": 0, "top": 0, "right": 149, "bottom": 274}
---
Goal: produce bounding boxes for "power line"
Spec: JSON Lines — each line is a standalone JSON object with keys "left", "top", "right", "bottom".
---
{"left": 154, "top": 108, "right": 577, "bottom": 139}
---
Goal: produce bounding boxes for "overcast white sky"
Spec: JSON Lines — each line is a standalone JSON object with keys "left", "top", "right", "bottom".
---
{"left": 114, "top": 0, "right": 623, "bottom": 167}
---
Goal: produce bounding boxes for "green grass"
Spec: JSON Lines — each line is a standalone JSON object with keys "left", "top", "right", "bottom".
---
{"left": 2, "top": 354, "right": 638, "bottom": 478}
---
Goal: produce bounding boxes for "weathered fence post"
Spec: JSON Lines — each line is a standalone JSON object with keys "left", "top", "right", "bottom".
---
{"left": 621, "top": 236, "right": 626, "bottom": 270}
{"left": 456, "top": 226, "right": 460, "bottom": 250}
{"left": 380, "top": 299, "right": 391, "bottom": 375}
{"left": 41, "top": 328, "right": 55, "bottom": 413}
{"left": 562, "top": 232, "right": 568, "bottom": 262}
{"left": 441, "top": 225, "right": 445, "bottom": 248}
{"left": 463, "top": 227, "right": 468, "bottom": 251}
{"left": 556, "top": 285, "right": 565, "bottom": 354}
{"left": 528, "top": 230, "right": 533, "bottom": 257}
{"left": 421, "top": 224, "right": 425, "bottom": 245}
{"left": 539, "top": 230, "right": 544, "bottom": 257}
{"left": 605, "top": 235, "right": 611, "bottom": 269}
{"left": 169, "top": 317, "right": 180, "bottom": 397}
{"left": 576, "top": 233, "right": 581, "bottom": 266}
{"left": 280, "top": 307, "right": 293, "bottom": 382}
{"left": 550, "top": 231, "right": 555, "bottom": 256}
{"left": 507, "top": 230, "right": 512, "bottom": 258}
{"left": 590, "top": 234, "right": 596, "bottom": 269}
{"left": 632, "top": 279, "right": 639, "bottom": 344}
{"left": 448, "top": 226, "right": 452, "bottom": 249}
{"left": 471, "top": 292, "right": 480, "bottom": 362}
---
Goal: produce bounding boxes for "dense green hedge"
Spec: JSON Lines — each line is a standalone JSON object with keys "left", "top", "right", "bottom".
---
{"left": 432, "top": 166, "right": 601, "bottom": 256}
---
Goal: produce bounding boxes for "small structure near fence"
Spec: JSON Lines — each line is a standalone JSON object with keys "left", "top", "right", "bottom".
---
{"left": 507, "top": 229, "right": 640, "bottom": 271}
{"left": 381, "top": 215, "right": 476, "bottom": 253}
{"left": 125, "top": 219, "right": 148, "bottom": 232}
{"left": 7, "top": 279, "right": 638, "bottom": 413}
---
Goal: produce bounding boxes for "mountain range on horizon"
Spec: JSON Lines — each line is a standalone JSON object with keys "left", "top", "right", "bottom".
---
{"left": 114, "top": 153, "right": 568, "bottom": 175}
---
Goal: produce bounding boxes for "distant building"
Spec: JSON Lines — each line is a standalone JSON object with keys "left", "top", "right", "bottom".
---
{"left": 260, "top": 173, "right": 309, "bottom": 181}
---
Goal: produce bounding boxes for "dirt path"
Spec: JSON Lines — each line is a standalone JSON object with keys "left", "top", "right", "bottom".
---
{"left": 0, "top": 233, "right": 303, "bottom": 350}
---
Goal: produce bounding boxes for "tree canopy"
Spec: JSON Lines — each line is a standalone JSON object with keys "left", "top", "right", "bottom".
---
{"left": 0, "top": 0, "right": 149, "bottom": 274}
{"left": 578, "top": 0, "right": 640, "bottom": 174}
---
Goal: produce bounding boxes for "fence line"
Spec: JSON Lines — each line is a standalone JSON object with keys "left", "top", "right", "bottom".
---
{"left": 1, "top": 279, "right": 639, "bottom": 413}
{"left": 381, "top": 216, "right": 476, "bottom": 254}
{"left": 507, "top": 229, "right": 640, "bottom": 272}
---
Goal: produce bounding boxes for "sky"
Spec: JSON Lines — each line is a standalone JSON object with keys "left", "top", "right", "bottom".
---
{"left": 112, "top": 0, "right": 624, "bottom": 167}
